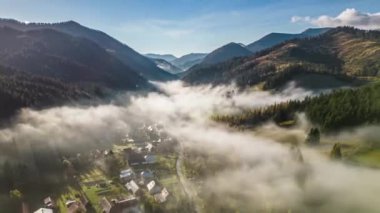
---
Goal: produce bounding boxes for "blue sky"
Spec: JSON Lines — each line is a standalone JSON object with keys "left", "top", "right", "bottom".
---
{"left": 0, "top": 0, "right": 379, "bottom": 56}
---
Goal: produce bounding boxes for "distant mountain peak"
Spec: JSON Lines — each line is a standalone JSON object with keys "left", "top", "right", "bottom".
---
{"left": 200, "top": 42, "right": 252, "bottom": 65}
{"left": 171, "top": 53, "right": 207, "bottom": 71}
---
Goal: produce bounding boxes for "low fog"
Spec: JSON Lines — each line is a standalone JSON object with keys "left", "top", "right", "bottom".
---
{"left": 0, "top": 81, "right": 379, "bottom": 212}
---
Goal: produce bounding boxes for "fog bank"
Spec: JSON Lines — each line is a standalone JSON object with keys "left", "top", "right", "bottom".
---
{"left": 0, "top": 81, "right": 379, "bottom": 212}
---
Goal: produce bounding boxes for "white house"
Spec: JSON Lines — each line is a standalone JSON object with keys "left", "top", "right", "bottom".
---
{"left": 146, "top": 180, "right": 161, "bottom": 194}
{"left": 126, "top": 180, "right": 140, "bottom": 195}
{"left": 34, "top": 208, "right": 53, "bottom": 213}
{"left": 154, "top": 188, "right": 170, "bottom": 203}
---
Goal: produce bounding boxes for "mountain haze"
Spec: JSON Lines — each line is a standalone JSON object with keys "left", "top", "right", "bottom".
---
{"left": 145, "top": 53, "right": 177, "bottom": 62}
{"left": 151, "top": 58, "right": 183, "bottom": 74}
{"left": 171, "top": 53, "right": 207, "bottom": 70}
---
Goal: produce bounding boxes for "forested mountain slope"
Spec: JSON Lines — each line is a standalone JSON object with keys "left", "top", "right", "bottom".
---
{"left": 0, "top": 19, "right": 176, "bottom": 81}
{"left": 199, "top": 42, "right": 253, "bottom": 65}
{"left": 246, "top": 28, "right": 331, "bottom": 53}
{"left": 0, "top": 27, "right": 149, "bottom": 90}
{"left": 0, "top": 65, "right": 93, "bottom": 119}
{"left": 214, "top": 81, "right": 380, "bottom": 131}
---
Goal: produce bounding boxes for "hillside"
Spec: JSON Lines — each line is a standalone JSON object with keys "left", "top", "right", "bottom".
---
{"left": 200, "top": 42, "right": 252, "bottom": 65}
{"left": 246, "top": 27, "right": 331, "bottom": 53}
{"left": 0, "top": 19, "right": 176, "bottom": 81}
{"left": 171, "top": 53, "right": 207, "bottom": 70}
{"left": 183, "top": 27, "right": 380, "bottom": 88}
{"left": 214, "top": 81, "right": 380, "bottom": 131}
{"left": 0, "top": 26, "right": 149, "bottom": 90}
{"left": 0, "top": 65, "right": 93, "bottom": 119}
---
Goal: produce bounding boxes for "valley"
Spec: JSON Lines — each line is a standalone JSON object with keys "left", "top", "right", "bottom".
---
{"left": 1, "top": 5, "right": 380, "bottom": 212}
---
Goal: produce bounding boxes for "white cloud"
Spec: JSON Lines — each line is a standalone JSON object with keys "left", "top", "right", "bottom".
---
{"left": 292, "top": 8, "right": 380, "bottom": 30}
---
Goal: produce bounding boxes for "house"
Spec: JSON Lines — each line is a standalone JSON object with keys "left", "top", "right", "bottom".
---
{"left": 99, "top": 197, "right": 140, "bottom": 213}
{"left": 65, "top": 200, "right": 86, "bottom": 213}
{"left": 104, "top": 150, "right": 114, "bottom": 156}
{"left": 139, "top": 171, "right": 154, "bottom": 184}
{"left": 126, "top": 180, "right": 140, "bottom": 195}
{"left": 154, "top": 188, "right": 170, "bottom": 203}
{"left": 43, "top": 197, "right": 54, "bottom": 208}
{"left": 146, "top": 180, "right": 161, "bottom": 195}
{"left": 144, "top": 143, "right": 154, "bottom": 153}
{"left": 143, "top": 155, "right": 156, "bottom": 164}
{"left": 120, "top": 169, "right": 135, "bottom": 183}
{"left": 33, "top": 208, "right": 53, "bottom": 213}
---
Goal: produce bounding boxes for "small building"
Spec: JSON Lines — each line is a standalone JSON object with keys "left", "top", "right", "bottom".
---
{"left": 43, "top": 197, "right": 54, "bottom": 208}
{"left": 65, "top": 200, "right": 86, "bottom": 213}
{"left": 144, "top": 143, "right": 154, "bottom": 153}
{"left": 126, "top": 180, "right": 140, "bottom": 195}
{"left": 33, "top": 208, "right": 53, "bottom": 213}
{"left": 154, "top": 188, "right": 170, "bottom": 203}
{"left": 143, "top": 155, "right": 156, "bottom": 164}
{"left": 120, "top": 169, "right": 135, "bottom": 183}
{"left": 146, "top": 180, "right": 161, "bottom": 195}
{"left": 100, "top": 197, "right": 140, "bottom": 213}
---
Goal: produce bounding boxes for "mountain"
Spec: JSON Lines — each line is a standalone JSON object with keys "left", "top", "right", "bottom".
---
{"left": 183, "top": 27, "right": 380, "bottom": 87}
{"left": 145, "top": 53, "right": 177, "bottom": 62}
{"left": 0, "top": 18, "right": 176, "bottom": 81}
{"left": 246, "top": 28, "right": 331, "bottom": 53}
{"left": 171, "top": 53, "right": 207, "bottom": 70}
{"left": 0, "top": 26, "right": 148, "bottom": 90}
{"left": 151, "top": 58, "right": 183, "bottom": 74}
{"left": 200, "top": 42, "right": 253, "bottom": 65}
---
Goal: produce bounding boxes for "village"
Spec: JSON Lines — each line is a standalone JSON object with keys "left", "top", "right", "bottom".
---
{"left": 31, "top": 123, "right": 192, "bottom": 213}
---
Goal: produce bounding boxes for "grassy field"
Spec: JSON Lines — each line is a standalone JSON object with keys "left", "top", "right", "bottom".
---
{"left": 79, "top": 168, "right": 131, "bottom": 212}
{"left": 56, "top": 185, "right": 83, "bottom": 213}
{"left": 56, "top": 168, "right": 132, "bottom": 213}
{"left": 350, "top": 149, "right": 380, "bottom": 168}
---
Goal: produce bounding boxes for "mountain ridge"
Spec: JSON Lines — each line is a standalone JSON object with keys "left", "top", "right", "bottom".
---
{"left": 183, "top": 27, "right": 380, "bottom": 87}
{"left": 200, "top": 42, "right": 253, "bottom": 65}
{"left": 145, "top": 53, "right": 177, "bottom": 62}
{"left": 0, "top": 26, "right": 149, "bottom": 90}
{"left": 171, "top": 53, "right": 207, "bottom": 70}
{"left": 0, "top": 18, "right": 176, "bottom": 81}
{"left": 246, "top": 27, "right": 331, "bottom": 53}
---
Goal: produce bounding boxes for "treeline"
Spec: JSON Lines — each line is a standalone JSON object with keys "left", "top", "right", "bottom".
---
{"left": 214, "top": 82, "right": 380, "bottom": 131}
{"left": 0, "top": 66, "right": 93, "bottom": 119}
{"left": 212, "top": 100, "right": 303, "bottom": 127}
{"left": 262, "top": 64, "right": 363, "bottom": 90}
